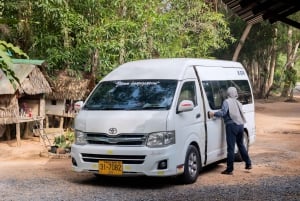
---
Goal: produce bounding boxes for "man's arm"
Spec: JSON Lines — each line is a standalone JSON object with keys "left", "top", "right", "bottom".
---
{"left": 208, "top": 100, "right": 229, "bottom": 118}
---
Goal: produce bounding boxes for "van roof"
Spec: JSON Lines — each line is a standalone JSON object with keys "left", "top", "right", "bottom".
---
{"left": 102, "top": 58, "right": 243, "bottom": 81}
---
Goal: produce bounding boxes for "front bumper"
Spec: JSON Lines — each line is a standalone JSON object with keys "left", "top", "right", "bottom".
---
{"left": 71, "top": 144, "right": 183, "bottom": 177}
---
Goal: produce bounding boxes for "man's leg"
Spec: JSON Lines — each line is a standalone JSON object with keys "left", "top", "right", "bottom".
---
{"left": 225, "top": 124, "right": 236, "bottom": 172}
{"left": 236, "top": 125, "right": 252, "bottom": 167}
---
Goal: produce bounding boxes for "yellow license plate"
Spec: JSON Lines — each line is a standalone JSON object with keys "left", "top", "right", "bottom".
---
{"left": 98, "top": 160, "right": 123, "bottom": 175}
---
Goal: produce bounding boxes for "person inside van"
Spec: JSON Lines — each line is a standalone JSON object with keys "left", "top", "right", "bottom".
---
{"left": 208, "top": 86, "right": 252, "bottom": 175}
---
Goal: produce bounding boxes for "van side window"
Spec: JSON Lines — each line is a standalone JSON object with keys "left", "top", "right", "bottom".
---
{"left": 178, "top": 81, "right": 197, "bottom": 106}
{"left": 228, "top": 80, "right": 252, "bottom": 105}
{"left": 203, "top": 80, "right": 252, "bottom": 109}
{"left": 202, "top": 81, "right": 223, "bottom": 109}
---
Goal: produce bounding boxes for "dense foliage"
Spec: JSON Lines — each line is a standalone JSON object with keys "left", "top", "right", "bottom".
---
{"left": 0, "top": 0, "right": 299, "bottom": 98}
{"left": 214, "top": 9, "right": 299, "bottom": 98}
{"left": 1, "top": 0, "right": 233, "bottom": 79}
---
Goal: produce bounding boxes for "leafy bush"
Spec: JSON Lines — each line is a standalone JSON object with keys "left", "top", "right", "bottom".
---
{"left": 53, "top": 130, "right": 75, "bottom": 149}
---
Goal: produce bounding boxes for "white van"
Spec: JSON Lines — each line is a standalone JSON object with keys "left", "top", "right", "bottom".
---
{"left": 71, "top": 58, "right": 255, "bottom": 184}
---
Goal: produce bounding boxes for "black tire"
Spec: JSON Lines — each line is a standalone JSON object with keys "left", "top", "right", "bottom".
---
{"left": 235, "top": 131, "right": 249, "bottom": 162}
{"left": 179, "top": 145, "right": 201, "bottom": 184}
{"left": 94, "top": 173, "right": 103, "bottom": 179}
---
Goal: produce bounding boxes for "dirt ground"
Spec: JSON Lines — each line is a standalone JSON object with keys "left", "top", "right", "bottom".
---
{"left": 0, "top": 91, "right": 299, "bottom": 187}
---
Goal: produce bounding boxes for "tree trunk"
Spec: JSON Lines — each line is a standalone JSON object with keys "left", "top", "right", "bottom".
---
{"left": 253, "top": 60, "right": 262, "bottom": 97}
{"left": 232, "top": 23, "right": 252, "bottom": 61}
{"left": 119, "top": 37, "right": 125, "bottom": 64}
{"left": 281, "top": 27, "right": 293, "bottom": 97}
{"left": 119, "top": 0, "right": 127, "bottom": 64}
{"left": 290, "top": 89, "right": 294, "bottom": 100}
{"left": 264, "top": 28, "right": 278, "bottom": 99}
{"left": 281, "top": 27, "right": 299, "bottom": 98}
{"left": 88, "top": 49, "right": 99, "bottom": 92}
{"left": 288, "top": 41, "right": 299, "bottom": 100}
{"left": 249, "top": 60, "right": 258, "bottom": 97}
{"left": 253, "top": 61, "right": 259, "bottom": 92}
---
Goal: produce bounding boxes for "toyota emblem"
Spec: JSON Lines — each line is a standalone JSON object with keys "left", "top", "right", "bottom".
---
{"left": 108, "top": 128, "right": 118, "bottom": 135}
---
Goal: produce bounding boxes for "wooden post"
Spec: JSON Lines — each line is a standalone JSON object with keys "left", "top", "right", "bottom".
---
{"left": 5, "top": 125, "right": 11, "bottom": 140}
{"left": 59, "top": 117, "right": 64, "bottom": 128}
{"left": 16, "top": 123, "right": 21, "bottom": 147}
{"left": 40, "top": 95, "right": 45, "bottom": 117}
{"left": 40, "top": 94, "right": 46, "bottom": 133}
{"left": 0, "top": 125, "right": 5, "bottom": 138}
{"left": 40, "top": 118, "right": 44, "bottom": 136}
{"left": 45, "top": 115, "right": 49, "bottom": 128}
{"left": 23, "top": 122, "right": 30, "bottom": 138}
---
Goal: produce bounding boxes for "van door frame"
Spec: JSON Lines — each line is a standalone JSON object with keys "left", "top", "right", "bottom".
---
{"left": 192, "top": 66, "right": 208, "bottom": 165}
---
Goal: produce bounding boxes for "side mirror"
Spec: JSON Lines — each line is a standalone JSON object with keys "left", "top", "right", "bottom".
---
{"left": 74, "top": 101, "right": 84, "bottom": 111}
{"left": 177, "top": 100, "right": 194, "bottom": 113}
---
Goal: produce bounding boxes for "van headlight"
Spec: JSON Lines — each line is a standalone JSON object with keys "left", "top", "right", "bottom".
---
{"left": 75, "top": 130, "right": 87, "bottom": 145}
{"left": 146, "top": 131, "right": 175, "bottom": 147}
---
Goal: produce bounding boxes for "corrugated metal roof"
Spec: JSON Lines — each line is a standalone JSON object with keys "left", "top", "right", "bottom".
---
{"left": 222, "top": 0, "right": 300, "bottom": 29}
{"left": 11, "top": 59, "right": 45, "bottom": 65}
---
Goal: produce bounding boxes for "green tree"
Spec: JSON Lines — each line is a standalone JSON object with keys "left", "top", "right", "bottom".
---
{"left": 215, "top": 6, "right": 300, "bottom": 99}
{"left": 215, "top": 16, "right": 277, "bottom": 98}
{"left": 1, "top": 0, "right": 233, "bottom": 81}
{"left": 278, "top": 21, "right": 300, "bottom": 99}
{"left": 0, "top": 1, "right": 28, "bottom": 86}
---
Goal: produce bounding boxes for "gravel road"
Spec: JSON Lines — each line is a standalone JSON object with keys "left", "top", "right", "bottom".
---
{"left": 0, "top": 95, "right": 299, "bottom": 201}
{"left": 0, "top": 159, "right": 299, "bottom": 201}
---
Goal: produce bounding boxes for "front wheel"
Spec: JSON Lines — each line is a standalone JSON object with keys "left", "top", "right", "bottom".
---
{"left": 179, "top": 145, "right": 201, "bottom": 184}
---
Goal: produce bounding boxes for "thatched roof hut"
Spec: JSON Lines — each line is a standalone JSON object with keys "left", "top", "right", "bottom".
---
{"left": 46, "top": 72, "right": 91, "bottom": 101}
{"left": 44, "top": 70, "right": 94, "bottom": 128}
{"left": 0, "top": 59, "right": 51, "bottom": 124}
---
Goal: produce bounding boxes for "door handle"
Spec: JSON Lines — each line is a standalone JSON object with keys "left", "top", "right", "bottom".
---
{"left": 196, "top": 113, "right": 201, "bottom": 118}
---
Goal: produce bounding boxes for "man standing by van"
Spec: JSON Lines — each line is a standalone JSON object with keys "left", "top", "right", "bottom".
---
{"left": 208, "top": 87, "right": 252, "bottom": 175}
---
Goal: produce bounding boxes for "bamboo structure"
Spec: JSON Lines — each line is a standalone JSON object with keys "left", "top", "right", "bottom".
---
{"left": 46, "top": 73, "right": 91, "bottom": 101}
{"left": 45, "top": 70, "right": 93, "bottom": 128}
{"left": 0, "top": 60, "right": 51, "bottom": 146}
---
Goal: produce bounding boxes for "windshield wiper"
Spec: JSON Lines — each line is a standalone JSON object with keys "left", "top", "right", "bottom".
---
{"left": 83, "top": 105, "right": 100, "bottom": 110}
{"left": 84, "top": 105, "right": 126, "bottom": 110}
{"left": 143, "top": 106, "right": 167, "bottom": 110}
{"left": 101, "top": 107, "right": 126, "bottom": 110}
{"left": 142, "top": 104, "right": 167, "bottom": 110}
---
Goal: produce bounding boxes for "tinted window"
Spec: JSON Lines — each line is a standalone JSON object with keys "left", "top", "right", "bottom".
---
{"left": 202, "top": 80, "right": 252, "bottom": 109}
{"left": 84, "top": 80, "right": 177, "bottom": 110}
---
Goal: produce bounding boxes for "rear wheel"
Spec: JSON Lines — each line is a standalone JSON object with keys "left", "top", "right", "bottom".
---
{"left": 235, "top": 131, "right": 249, "bottom": 162}
{"left": 179, "top": 145, "right": 201, "bottom": 184}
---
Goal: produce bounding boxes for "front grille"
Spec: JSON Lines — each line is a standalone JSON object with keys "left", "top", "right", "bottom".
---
{"left": 81, "top": 153, "right": 146, "bottom": 164}
{"left": 86, "top": 133, "right": 147, "bottom": 146}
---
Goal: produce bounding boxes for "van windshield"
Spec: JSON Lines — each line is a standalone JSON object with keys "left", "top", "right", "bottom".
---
{"left": 84, "top": 80, "right": 178, "bottom": 110}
